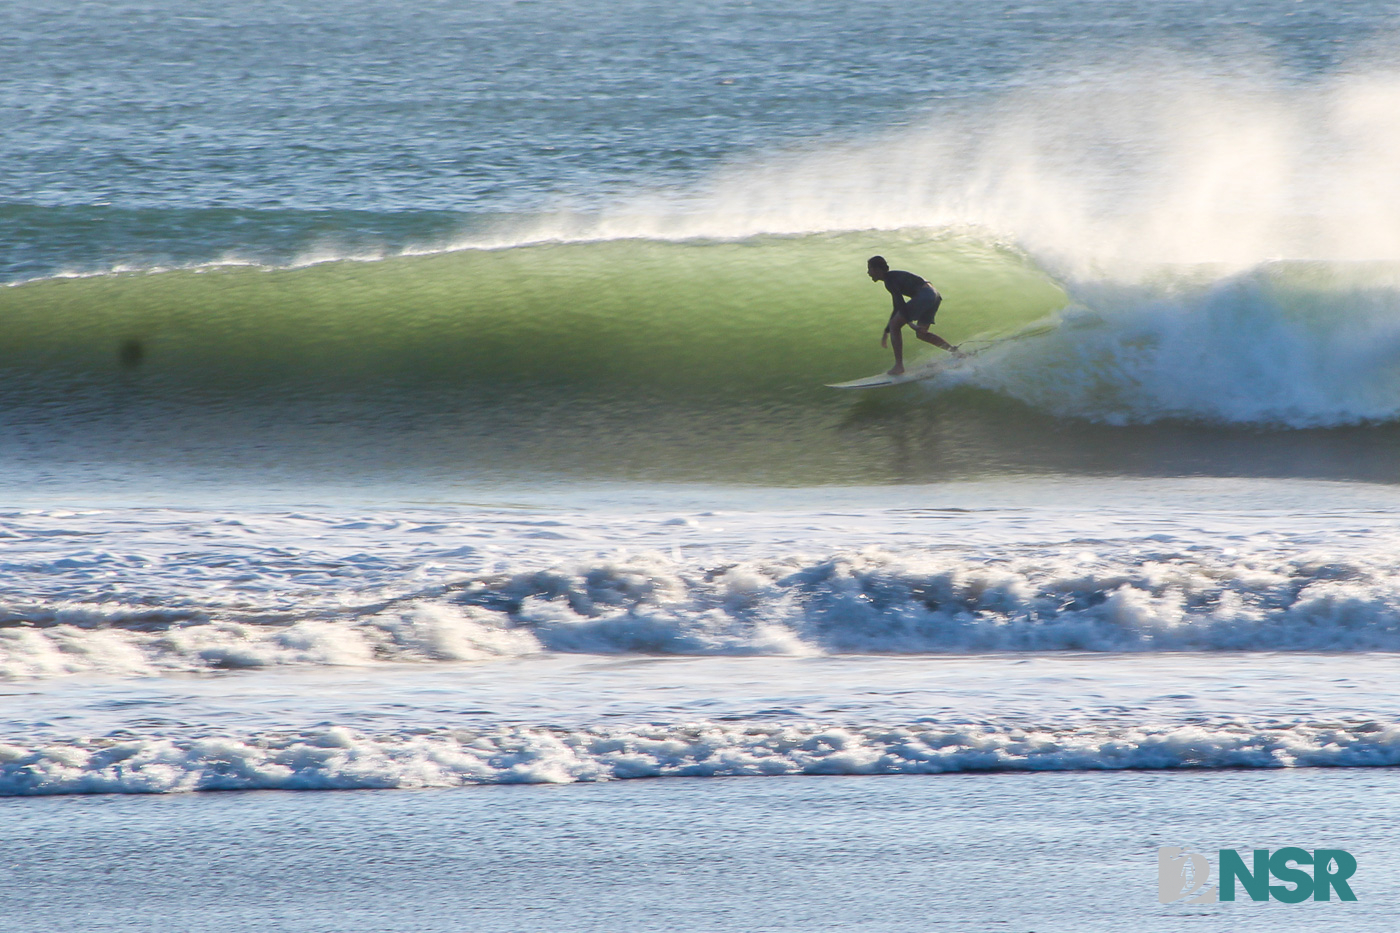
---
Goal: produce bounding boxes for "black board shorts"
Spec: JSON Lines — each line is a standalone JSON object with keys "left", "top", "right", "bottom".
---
{"left": 904, "top": 285, "right": 942, "bottom": 328}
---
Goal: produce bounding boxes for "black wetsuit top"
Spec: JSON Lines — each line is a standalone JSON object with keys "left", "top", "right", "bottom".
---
{"left": 883, "top": 270, "right": 933, "bottom": 310}
{"left": 882, "top": 270, "right": 940, "bottom": 332}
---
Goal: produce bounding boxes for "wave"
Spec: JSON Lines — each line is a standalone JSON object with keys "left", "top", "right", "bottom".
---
{"left": 0, "top": 228, "right": 1053, "bottom": 398}
{"left": 8, "top": 229, "right": 1400, "bottom": 430}
{"left": 10, "top": 63, "right": 1400, "bottom": 459}
{"left": 3, "top": 718, "right": 1397, "bottom": 795}
{"left": 8, "top": 542, "right": 1400, "bottom": 680}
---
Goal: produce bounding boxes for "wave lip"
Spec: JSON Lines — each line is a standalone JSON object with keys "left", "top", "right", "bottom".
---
{"left": 4, "top": 719, "right": 1397, "bottom": 796}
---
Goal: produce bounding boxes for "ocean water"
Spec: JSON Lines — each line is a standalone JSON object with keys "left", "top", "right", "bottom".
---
{"left": 6, "top": 0, "right": 1400, "bottom": 928}
{"left": 7, "top": 771, "right": 1400, "bottom": 933}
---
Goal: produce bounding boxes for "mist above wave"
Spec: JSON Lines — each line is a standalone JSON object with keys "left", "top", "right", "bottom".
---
{"left": 495, "top": 54, "right": 1400, "bottom": 278}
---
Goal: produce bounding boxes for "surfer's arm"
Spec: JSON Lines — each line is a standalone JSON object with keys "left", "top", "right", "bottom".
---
{"left": 881, "top": 310, "right": 901, "bottom": 347}
{"left": 881, "top": 286, "right": 905, "bottom": 345}
{"left": 883, "top": 291, "right": 905, "bottom": 328}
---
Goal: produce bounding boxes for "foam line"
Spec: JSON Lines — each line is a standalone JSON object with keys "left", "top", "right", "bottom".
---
{"left": 4, "top": 719, "right": 1397, "bottom": 795}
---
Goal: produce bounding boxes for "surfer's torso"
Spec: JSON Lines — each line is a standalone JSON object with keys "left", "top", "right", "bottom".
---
{"left": 882, "top": 269, "right": 934, "bottom": 300}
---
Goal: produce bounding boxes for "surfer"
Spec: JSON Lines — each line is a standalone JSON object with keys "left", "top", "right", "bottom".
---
{"left": 867, "top": 255, "right": 959, "bottom": 375}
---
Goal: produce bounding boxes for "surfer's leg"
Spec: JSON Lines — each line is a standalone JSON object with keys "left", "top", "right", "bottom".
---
{"left": 908, "top": 288, "right": 957, "bottom": 354}
{"left": 887, "top": 319, "right": 907, "bottom": 375}
{"left": 913, "top": 325, "right": 957, "bottom": 353}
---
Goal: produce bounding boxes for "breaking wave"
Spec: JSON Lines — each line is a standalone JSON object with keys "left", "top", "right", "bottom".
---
{"left": 8, "top": 541, "right": 1400, "bottom": 680}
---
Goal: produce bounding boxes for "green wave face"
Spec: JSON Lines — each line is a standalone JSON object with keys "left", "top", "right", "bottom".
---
{"left": 0, "top": 231, "right": 1060, "bottom": 399}
{"left": 0, "top": 230, "right": 1084, "bottom": 490}
{"left": 14, "top": 236, "right": 1400, "bottom": 491}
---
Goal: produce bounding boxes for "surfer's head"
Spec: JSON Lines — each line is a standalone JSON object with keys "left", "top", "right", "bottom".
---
{"left": 867, "top": 255, "right": 888, "bottom": 281}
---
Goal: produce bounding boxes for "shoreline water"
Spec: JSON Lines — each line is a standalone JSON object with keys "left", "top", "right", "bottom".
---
{"left": 5, "top": 770, "right": 1397, "bottom": 932}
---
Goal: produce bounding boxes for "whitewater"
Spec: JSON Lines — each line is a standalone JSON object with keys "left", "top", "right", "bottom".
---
{"left": 3, "top": 480, "right": 1400, "bottom": 798}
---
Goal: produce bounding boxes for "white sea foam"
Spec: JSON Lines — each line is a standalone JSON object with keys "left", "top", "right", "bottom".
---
{"left": 3, "top": 499, "right": 1398, "bottom": 796}
{"left": 3, "top": 718, "right": 1397, "bottom": 796}
{"left": 4, "top": 500, "right": 1400, "bottom": 680}
{"left": 948, "top": 262, "right": 1400, "bottom": 426}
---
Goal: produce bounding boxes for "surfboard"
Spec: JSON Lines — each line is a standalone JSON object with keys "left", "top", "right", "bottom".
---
{"left": 825, "top": 322, "right": 1056, "bottom": 389}
{"left": 825, "top": 354, "right": 965, "bottom": 389}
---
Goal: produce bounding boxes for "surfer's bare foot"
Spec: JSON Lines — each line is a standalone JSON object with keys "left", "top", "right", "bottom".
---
{"left": 887, "top": 365, "right": 905, "bottom": 376}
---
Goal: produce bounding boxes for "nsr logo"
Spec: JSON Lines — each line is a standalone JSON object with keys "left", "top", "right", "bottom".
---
{"left": 1158, "top": 847, "right": 1357, "bottom": 904}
